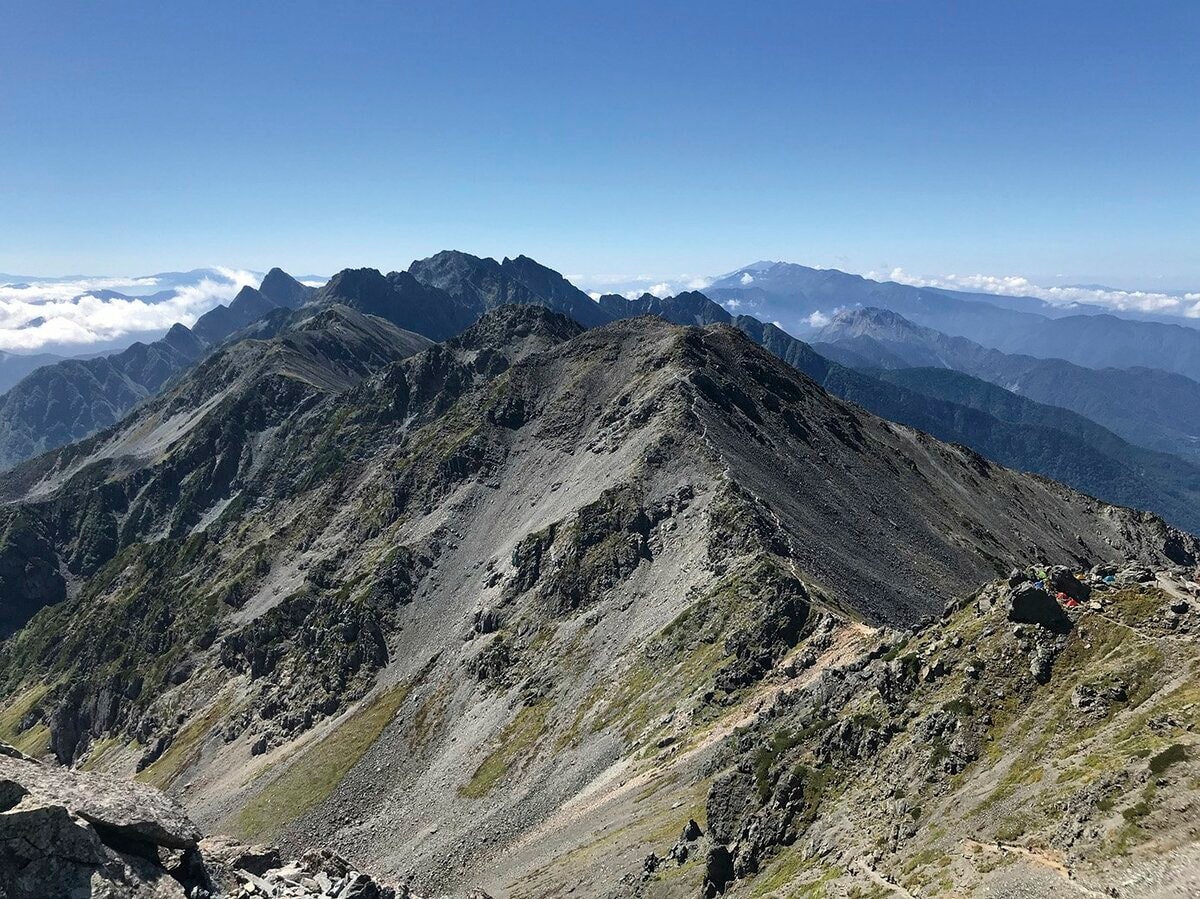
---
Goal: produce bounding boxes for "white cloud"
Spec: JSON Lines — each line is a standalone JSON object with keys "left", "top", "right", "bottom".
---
{"left": 739, "top": 272, "right": 755, "bottom": 285}
{"left": 580, "top": 273, "right": 714, "bottom": 300}
{"left": 721, "top": 299, "right": 742, "bottom": 310}
{"left": 870, "top": 267, "right": 1200, "bottom": 317}
{"left": 806, "top": 310, "right": 832, "bottom": 328}
{"left": 588, "top": 291, "right": 603, "bottom": 301}
{"left": 0, "top": 268, "right": 258, "bottom": 351}
{"left": 621, "top": 283, "right": 672, "bottom": 300}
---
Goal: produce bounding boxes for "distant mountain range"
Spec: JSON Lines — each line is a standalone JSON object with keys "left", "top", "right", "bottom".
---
{"left": 707, "top": 261, "right": 1200, "bottom": 380}
{"left": 813, "top": 307, "right": 1200, "bottom": 463}
{"left": 0, "top": 252, "right": 1197, "bottom": 538}
{"left": 0, "top": 270, "right": 315, "bottom": 469}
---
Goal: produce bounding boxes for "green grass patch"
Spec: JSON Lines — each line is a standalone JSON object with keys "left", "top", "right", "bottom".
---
{"left": 230, "top": 682, "right": 411, "bottom": 840}
{"left": 1149, "top": 743, "right": 1189, "bottom": 775}
{"left": 79, "top": 735, "right": 126, "bottom": 771}
{"left": 409, "top": 680, "right": 451, "bottom": 752}
{"left": 0, "top": 683, "right": 53, "bottom": 757}
{"left": 1107, "top": 587, "right": 1167, "bottom": 628}
{"left": 748, "top": 851, "right": 837, "bottom": 897}
{"left": 995, "top": 813, "right": 1030, "bottom": 842}
{"left": 973, "top": 754, "right": 1045, "bottom": 816}
{"left": 460, "top": 701, "right": 550, "bottom": 798}
{"left": 137, "top": 692, "right": 233, "bottom": 790}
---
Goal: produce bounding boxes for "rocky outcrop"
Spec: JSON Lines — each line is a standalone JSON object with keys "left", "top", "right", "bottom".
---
{"left": 0, "top": 744, "right": 443, "bottom": 899}
{"left": 684, "top": 563, "right": 1200, "bottom": 897}
{"left": 1006, "top": 582, "right": 1071, "bottom": 631}
{"left": 0, "top": 744, "right": 209, "bottom": 898}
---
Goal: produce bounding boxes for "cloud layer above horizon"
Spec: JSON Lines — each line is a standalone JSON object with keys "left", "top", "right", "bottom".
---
{"left": 870, "top": 268, "right": 1200, "bottom": 319}
{"left": 581, "top": 265, "right": 1200, "bottom": 322}
{"left": 0, "top": 268, "right": 259, "bottom": 352}
{"left": 5, "top": 258, "right": 1198, "bottom": 356}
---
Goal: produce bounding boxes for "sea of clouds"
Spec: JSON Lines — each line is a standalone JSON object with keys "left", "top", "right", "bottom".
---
{"left": 580, "top": 264, "right": 1200, "bottom": 324}
{"left": 868, "top": 268, "right": 1200, "bottom": 318}
{"left": 0, "top": 268, "right": 259, "bottom": 353}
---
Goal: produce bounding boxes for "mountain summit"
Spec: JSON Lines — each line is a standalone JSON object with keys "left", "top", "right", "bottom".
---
{"left": 409, "top": 249, "right": 613, "bottom": 328}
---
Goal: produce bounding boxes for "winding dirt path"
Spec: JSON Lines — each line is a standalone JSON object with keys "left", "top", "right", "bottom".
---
{"left": 851, "top": 858, "right": 919, "bottom": 898}
{"left": 508, "top": 622, "right": 876, "bottom": 849}
{"left": 963, "top": 839, "right": 1109, "bottom": 899}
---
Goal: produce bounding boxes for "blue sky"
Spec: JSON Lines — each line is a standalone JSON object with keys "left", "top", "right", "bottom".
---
{"left": 1, "top": 0, "right": 1197, "bottom": 289}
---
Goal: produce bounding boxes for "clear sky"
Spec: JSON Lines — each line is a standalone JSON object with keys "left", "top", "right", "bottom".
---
{"left": 2, "top": 0, "right": 1197, "bottom": 288}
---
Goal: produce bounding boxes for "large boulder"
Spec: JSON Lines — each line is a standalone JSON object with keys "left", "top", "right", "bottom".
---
{"left": 0, "top": 743, "right": 406, "bottom": 899}
{"left": 1006, "top": 583, "right": 1070, "bottom": 631}
{"left": 0, "top": 745, "right": 205, "bottom": 899}
{"left": 0, "top": 749, "right": 199, "bottom": 849}
{"left": 1047, "top": 566, "right": 1090, "bottom": 602}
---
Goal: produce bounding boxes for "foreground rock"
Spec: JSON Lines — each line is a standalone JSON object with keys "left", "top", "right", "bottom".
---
{"left": 0, "top": 743, "right": 207, "bottom": 898}
{"left": 0, "top": 745, "right": 482, "bottom": 899}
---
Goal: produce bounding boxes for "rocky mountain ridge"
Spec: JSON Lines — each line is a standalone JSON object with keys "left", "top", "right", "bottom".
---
{"left": 585, "top": 289, "right": 1200, "bottom": 533}
{"left": 0, "top": 269, "right": 316, "bottom": 471}
{"left": 615, "top": 562, "right": 1200, "bottom": 898}
{"left": 0, "top": 304, "right": 1194, "bottom": 898}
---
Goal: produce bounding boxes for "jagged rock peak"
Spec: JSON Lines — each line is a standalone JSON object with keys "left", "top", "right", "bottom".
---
{"left": 315, "top": 266, "right": 389, "bottom": 300}
{"left": 259, "top": 267, "right": 315, "bottom": 309}
{"left": 229, "top": 284, "right": 272, "bottom": 313}
{"left": 449, "top": 303, "right": 584, "bottom": 352}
